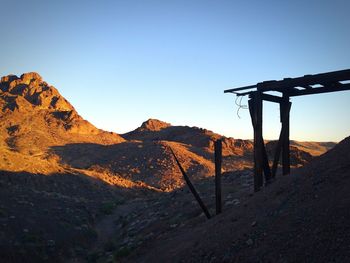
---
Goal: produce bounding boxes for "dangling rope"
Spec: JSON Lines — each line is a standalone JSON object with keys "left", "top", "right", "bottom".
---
{"left": 234, "top": 95, "right": 248, "bottom": 118}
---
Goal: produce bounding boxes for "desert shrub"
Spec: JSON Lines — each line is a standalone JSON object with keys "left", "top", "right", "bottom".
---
{"left": 99, "top": 201, "right": 115, "bottom": 215}
{"left": 113, "top": 247, "right": 131, "bottom": 259}
{"left": 104, "top": 240, "right": 116, "bottom": 251}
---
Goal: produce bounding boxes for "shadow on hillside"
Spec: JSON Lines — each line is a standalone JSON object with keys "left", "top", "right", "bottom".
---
{"left": 50, "top": 140, "right": 214, "bottom": 168}
{"left": 49, "top": 142, "right": 133, "bottom": 169}
{"left": 0, "top": 168, "right": 218, "bottom": 262}
{"left": 49, "top": 141, "right": 217, "bottom": 190}
{"left": 0, "top": 169, "right": 139, "bottom": 262}
{"left": 0, "top": 165, "right": 256, "bottom": 262}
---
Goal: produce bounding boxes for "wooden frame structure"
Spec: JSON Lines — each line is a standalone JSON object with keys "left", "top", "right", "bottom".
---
{"left": 224, "top": 69, "right": 350, "bottom": 192}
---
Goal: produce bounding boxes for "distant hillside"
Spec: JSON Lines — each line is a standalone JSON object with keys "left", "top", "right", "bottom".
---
{"left": 124, "top": 118, "right": 253, "bottom": 156}
{"left": 126, "top": 119, "right": 335, "bottom": 169}
{"left": 290, "top": 140, "right": 336, "bottom": 156}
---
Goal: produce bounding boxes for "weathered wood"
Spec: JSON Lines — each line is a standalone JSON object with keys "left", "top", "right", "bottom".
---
{"left": 271, "top": 126, "right": 284, "bottom": 178}
{"left": 224, "top": 69, "right": 350, "bottom": 97}
{"left": 262, "top": 141, "right": 271, "bottom": 184}
{"left": 224, "top": 84, "right": 257, "bottom": 93}
{"left": 214, "top": 139, "right": 222, "bottom": 215}
{"left": 225, "top": 69, "right": 350, "bottom": 190}
{"left": 169, "top": 147, "right": 211, "bottom": 219}
{"left": 281, "top": 97, "right": 291, "bottom": 175}
{"left": 288, "top": 83, "right": 350, "bottom": 97}
{"left": 257, "top": 69, "right": 350, "bottom": 93}
{"left": 301, "top": 85, "right": 313, "bottom": 89}
{"left": 261, "top": 93, "right": 283, "bottom": 103}
{"left": 248, "top": 98, "right": 258, "bottom": 191}
{"left": 255, "top": 94, "right": 264, "bottom": 188}
{"left": 248, "top": 93, "right": 264, "bottom": 191}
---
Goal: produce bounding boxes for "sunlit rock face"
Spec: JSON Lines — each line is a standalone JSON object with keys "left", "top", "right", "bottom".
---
{"left": 0, "top": 72, "right": 125, "bottom": 163}
{"left": 139, "top": 119, "right": 171, "bottom": 131}
{"left": 1, "top": 72, "right": 74, "bottom": 112}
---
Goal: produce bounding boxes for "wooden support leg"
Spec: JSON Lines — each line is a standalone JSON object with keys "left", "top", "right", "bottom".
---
{"left": 272, "top": 100, "right": 291, "bottom": 178}
{"left": 248, "top": 93, "right": 263, "bottom": 191}
{"left": 214, "top": 139, "right": 222, "bottom": 215}
{"left": 271, "top": 127, "right": 284, "bottom": 178}
{"left": 280, "top": 97, "right": 292, "bottom": 175}
{"left": 262, "top": 141, "right": 272, "bottom": 184}
{"left": 169, "top": 147, "right": 211, "bottom": 219}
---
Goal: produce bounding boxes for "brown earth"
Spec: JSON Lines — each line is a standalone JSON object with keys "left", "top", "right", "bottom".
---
{"left": 125, "top": 136, "right": 350, "bottom": 263}
{"left": 0, "top": 72, "right": 342, "bottom": 262}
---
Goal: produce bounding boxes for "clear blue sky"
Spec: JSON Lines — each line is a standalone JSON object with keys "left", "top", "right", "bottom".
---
{"left": 1, "top": 0, "right": 350, "bottom": 141}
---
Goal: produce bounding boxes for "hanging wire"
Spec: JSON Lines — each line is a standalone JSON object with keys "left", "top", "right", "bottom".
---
{"left": 234, "top": 95, "right": 248, "bottom": 118}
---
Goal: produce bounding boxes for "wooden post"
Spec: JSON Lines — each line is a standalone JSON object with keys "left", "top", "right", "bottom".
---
{"left": 271, "top": 127, "right": 284, "bottom": 178}
{"left": 280, "top": 96, "right": 291, "bottom": 175}
{"left": 262, "top": 142, "right": 271, "bottom": 184}
{"left": 248, "top": 92, "right": 264, "bottom": 191}
{"left": 272, "top": 101, "right": 291, "bottom": 177}
{"left": 169, "top": 147, "right": 211, "bottom": 219}
{"left": 214, "top": 139, "right": 222, "bottom": 215}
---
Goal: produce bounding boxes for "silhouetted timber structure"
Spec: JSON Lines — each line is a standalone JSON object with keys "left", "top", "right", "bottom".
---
{"left": 225, "top": 69, "right": 350, "bottom": 192}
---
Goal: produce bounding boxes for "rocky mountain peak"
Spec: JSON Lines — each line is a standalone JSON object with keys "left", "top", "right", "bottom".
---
{"left": 21, "top": 72, "right": 42, "bottom": 81}
{"left": 140, "top": 118, "right": 171, "bottom": 131}
{"left": 0, "top": 72, "right": 125, "bottom": 147}
{"left": 0, "top": 72, "right": 73, "bottom": 112}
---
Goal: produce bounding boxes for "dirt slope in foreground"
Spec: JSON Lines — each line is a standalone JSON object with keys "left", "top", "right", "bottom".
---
{"left": 126, "top": 136, "right": 350, "bottom": 263}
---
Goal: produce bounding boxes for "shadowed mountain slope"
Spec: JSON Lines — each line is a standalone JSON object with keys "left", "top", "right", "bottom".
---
{"left": 126, "top": 136, "right": 350, "bottom": 262}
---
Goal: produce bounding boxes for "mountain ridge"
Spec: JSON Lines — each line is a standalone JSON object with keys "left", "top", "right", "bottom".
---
{"left": 0, "top": 72, "right": 336, "bottom": 187}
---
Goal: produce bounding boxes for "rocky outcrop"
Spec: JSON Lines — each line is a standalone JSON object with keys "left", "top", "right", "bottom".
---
{"left": 139, "top": 119, "right": 171, "bottom": 131}
{"left": 0, "top": 72, "right": 74, "bottom": 112}
{"left": 0, "top": 72, "right": 125, "bottom": 161}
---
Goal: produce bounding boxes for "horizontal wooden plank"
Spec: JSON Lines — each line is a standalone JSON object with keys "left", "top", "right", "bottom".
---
{"left": 225, "top": 69, "right": 350, "bottom": 94}
{"left": 261, "top": 94, "right": 283, "bottom": 103}
{"left": 224, "top": 84, "right": 257, "bottom": 93}
{"left": 289, "top": 83, "right": 350, "bottom": 97}
{"left": 257, "top": 69, "right": 350, "bottom": 92}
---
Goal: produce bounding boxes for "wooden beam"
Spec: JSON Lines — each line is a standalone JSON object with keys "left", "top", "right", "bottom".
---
{"left": 248, "top": 92, "right": 264, "bottom": 191}
{"left": 288, "top": 83, "right": 350, "bottom": 97}
{"left": 169, "top": 147, "right": 211, "bottom": 219}
{"left": 272, "top": 99, "right": 291, "bottom": 177}
{"left": 262, "top": 141, "right": 272, "bottom": 184}
{"left": 224, "top": 84, "right": 257, "bottom": 93}
{"left": 257, "top": 69, "right": 350, "bottom": 93}
{"left": 261, "top": 93, "right": 283, "bottom": 103}
{"left": 281, "top": 97, "right": 292, "bottom": 175}
{"left": 300, "top": 85, "right": 313, "bottom": 89}
{"left": 225, "top": 69, "right": 350, "bottom": 96}
{"left": 271, "top": 127, "right": 284, "bottom": 178}
{"left": 214, "top": 139, "right": 222, "bottom": 215}
{"left": 248, "top": 99, "right": 259, "bottom": 191}
{"left": 256, "top": 94, "right": 264, "bottom": 188}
